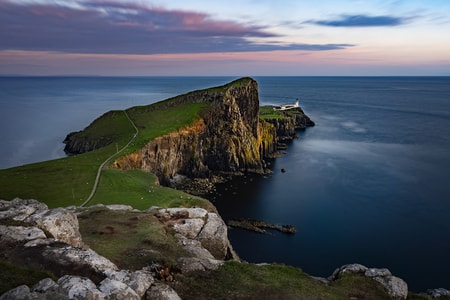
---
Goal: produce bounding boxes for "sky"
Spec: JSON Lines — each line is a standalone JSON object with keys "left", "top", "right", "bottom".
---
{"left": 0, "top": 0, "right": 449, "bottom": 76}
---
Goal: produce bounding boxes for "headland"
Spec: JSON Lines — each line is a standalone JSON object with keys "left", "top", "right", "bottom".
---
{"left": 0, "top": 77, "right": 446, "bottom": 299}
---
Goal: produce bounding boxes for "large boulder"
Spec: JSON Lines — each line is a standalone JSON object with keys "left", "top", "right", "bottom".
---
{"left": 0, "top": 198, "right": 47, "bottom": 221}
{"left": 99, "top": 278, "right": 140, "bottom": 300}
{"left": 155, "top": 208, "right": 231, "bottom": 260}
{"left": 197, "top": 212, "right": 229, "bottom": 260}
{"left": 27, "top": 207, "right": 84, "bottom": 248}
{"left": 57, "top": 275, "right": 104, "bottom": 299}
{"left": 42, "top": 245, "right": 118, "bottom": 275}
{"left": 145, "top": 283, "right": 181, "bottom": 300}
{"left": 0, "top": 225, "right": 46, "bottom": 242}
{"left": 0, "top": 198, "right": 83, "bottom": 248}
{"left": 104, "top": 269, "right": 154, "bottom": 298}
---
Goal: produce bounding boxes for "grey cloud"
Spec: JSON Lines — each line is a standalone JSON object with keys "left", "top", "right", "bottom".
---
{"left": 309, "top": 14, "right": 410, "bottom": 27}
{"left": 0, "top": 0, "right": 354, "bottom": 54}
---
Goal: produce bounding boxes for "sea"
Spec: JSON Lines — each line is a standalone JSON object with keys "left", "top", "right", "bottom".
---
{"left": 1, "top": 76, "right": 449, "bottom": 292}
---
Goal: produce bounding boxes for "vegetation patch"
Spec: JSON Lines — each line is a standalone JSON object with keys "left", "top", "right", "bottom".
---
{"left": 173, "top": 261, "right": 399, "bottom": 300}
{"left": 259, "top": 106, "right": 289, "bottom": 119}
{"left": 90, "top": 168, "right": 214, "bottom": 211}
{"left": 0, "top": 260, "right": 56, "bottom": 295}
{"left": 78, "top": 208, "right": 190, "bottom": 269}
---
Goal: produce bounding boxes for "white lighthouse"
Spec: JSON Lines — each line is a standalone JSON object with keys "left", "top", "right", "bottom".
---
{"left": 274, "top": 98, "right": 300, "bottom": 111}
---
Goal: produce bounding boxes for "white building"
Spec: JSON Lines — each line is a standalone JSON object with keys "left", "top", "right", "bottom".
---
{"left": 274, "top": 98, "right": 299, "bottom": 111}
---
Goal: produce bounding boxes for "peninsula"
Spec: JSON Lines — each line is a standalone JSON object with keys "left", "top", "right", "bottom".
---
{"left": 1, "top": 78, "right": 444, "bottom": 299}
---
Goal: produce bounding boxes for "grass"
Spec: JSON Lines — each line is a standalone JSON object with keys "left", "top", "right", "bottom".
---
{"left": 259, "top": 106, "right": 288, "bottom": 119}
{"left": 78, "top": 208, "right": 189, "bottom": 269}
{"left": 67, "top": 110, "right": 134, "bottom": 147}
{"left": 174, "top": 261, "right": 393, "bottom": 300}
{"left": 0, "top": 102, "right": 210, "bottom": 209}
{"left": 92, "top": 169, "right": 214, "bottom": 211}
{"left": 125, "top": 102, "right": 209, "bottom": 153}
{"left": 0, "top": 261, "right": 56, "bottom": 295}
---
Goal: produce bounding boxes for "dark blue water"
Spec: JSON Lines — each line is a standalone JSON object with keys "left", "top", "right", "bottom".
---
{"left": 1, "top": 76, "right": 449, "bottom": 291}
{"left": 212, "top": 77, "right": 450, "bottom": 292}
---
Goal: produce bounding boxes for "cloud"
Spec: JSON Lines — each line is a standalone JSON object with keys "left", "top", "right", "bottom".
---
{"left": 309, "top": 14, "right": 410, "bottom": 27}
{"left": 0, "top": 0, "right": 354, "bottom": 54}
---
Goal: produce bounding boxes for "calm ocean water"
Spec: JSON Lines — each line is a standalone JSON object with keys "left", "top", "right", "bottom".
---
{"left": 1, "top": 76, "right": 449, "bottom": 291}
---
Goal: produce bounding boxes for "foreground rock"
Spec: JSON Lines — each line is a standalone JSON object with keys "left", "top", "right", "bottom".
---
{"left": 0, "top": 198, "right": 83, "bottom": 247}
{"left": 154, "top": 207, "right": 236, "bottom": 263}
{"left": 428, "top": 288, "right": 450, "bottom": 298}
{"left": 1, "top": 199, "right": 241, "bottom": 299}
{"left": 0, "top": 198, "right": 186, "bottom": 299}
{"left": 330, "top": 263, "right": 408, "bottom": 299}
{"left": 3, "top": 199, "right": 442, "bottom": 299}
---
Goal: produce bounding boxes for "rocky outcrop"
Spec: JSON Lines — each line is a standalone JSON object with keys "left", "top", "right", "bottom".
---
{"left": 63, "top": 77, "right": 314, "bottom": 185}
{"left": 1, "top": 199, "right": 238, "bottom": 299}
{"left": 154, "top": 207, "right": 233, "bottom": 262}
{"left": 114, "top": 78, "right": 279, "bottom": 185}
{"left": 0, "top": 270, "right": 157, "bottom": 300}
{"left": 63, "top": 111, "right": 125, "bottom": 155}
{"left": 0, "top": 198, "right": 83, "bottom": 248}
{"left": 123, "top": 78, "right": 315, "bottom": 185}
{"left": 263, "top": 107, "right": 315, "bottom": 142}
{"left": 329, "top": 263, "right": 409, "bottom": 299}
{"left": 428, "top": 288, "right": 450, "bottom": 298}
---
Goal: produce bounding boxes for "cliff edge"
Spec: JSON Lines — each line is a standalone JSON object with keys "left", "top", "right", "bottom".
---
{"left": 93, "top": 77, "right": 313, "bottom": 184}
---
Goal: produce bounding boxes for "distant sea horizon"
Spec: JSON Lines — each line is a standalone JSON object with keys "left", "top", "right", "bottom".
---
{"left": 1, "top": 76, "right": 449, "bottom": 292}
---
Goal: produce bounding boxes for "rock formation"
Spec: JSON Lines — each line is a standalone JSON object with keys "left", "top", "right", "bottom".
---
{"left": 63, "top": 111, "right": 125, "bottom": 155}
{"left": 1, "top": 198, "right": 235, "bottom": 299}
{"left": 114, "top": 78, "right": 279, "bottom": 185}
{"left": 64, "top": 77, "right": 314, "bottom": 185}
{"left": 118, "top": 78, "right": 315, "bottom": 184}
{"left": 263, "top": 106, "right": 315, "bottom": 142}
{"left": 153, "top": 207, "right": 236, "bottom": 262}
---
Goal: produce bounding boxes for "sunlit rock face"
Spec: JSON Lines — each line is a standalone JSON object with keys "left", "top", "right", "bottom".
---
{"left": 116, "top": 77, "right": 313, "bottom": 185}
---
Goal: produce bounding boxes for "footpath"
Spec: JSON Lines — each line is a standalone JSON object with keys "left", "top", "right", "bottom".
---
{"left": 80, "top": 110, "right": 138, "bottom": 207}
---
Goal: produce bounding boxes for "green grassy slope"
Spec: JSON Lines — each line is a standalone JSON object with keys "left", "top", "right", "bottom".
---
{"left": 0, "top": 99, "right": 209, "bottom": 209}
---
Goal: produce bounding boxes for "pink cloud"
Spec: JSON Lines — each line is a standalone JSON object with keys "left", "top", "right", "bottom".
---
{"left": 0, "top": 0, "right": 352, "bottom": 54}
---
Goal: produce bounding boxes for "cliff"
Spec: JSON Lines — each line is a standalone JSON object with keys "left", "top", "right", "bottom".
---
{"left": 112, "top": 78, "right": 313, "bottom": 185}
{"left": 63, "top": 77, "right": 314, "bottom": 185}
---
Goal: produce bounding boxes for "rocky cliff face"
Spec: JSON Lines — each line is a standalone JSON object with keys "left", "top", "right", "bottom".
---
{"left": 64, "top": 77, "right": 314, "bottom": 185}
{"left": 263, "top": 107, "right": 315, "bottom": 142}
{"left": 63, "top": 111, "right": 124, "bottom": 155}
{"left": 114, "top": 78, "right": 307, "bottom": 185}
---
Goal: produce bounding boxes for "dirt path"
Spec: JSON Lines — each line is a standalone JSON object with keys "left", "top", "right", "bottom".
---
{"left": 80, "top": 110, "right": 138, "bottom": 207}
